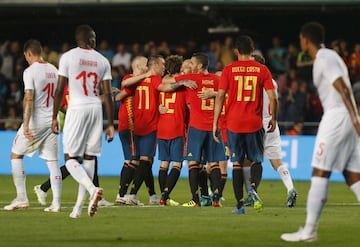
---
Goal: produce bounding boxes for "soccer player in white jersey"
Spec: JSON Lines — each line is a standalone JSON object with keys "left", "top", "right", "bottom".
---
{"left": 281, "top": 22, "right": 360, "bottom": 242}
{"left": 52, "top": 25, "right": 115, "bottom": 218}
{"left": 4, "top": 39, "right": 62, "bottom": 212}
{"left": 243, "top": 54, "right": 297, "bottom": 207}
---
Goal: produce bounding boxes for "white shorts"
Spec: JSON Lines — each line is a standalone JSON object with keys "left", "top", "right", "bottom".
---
{"left": 312, "top": 110, "right": 360, "bottom": 173}
{"left": 263, "top": 123, "right": 282, "bottom": 160}
{"left": 12, "top": 123, "right": 59, "bottom": 160}
{"left": 63, "top": 105, "right": 103, "bottom": 157}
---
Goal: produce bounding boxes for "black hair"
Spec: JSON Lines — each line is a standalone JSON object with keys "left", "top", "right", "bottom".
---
{"left": 300, "top": 22, "right": 325, "bottom": 46}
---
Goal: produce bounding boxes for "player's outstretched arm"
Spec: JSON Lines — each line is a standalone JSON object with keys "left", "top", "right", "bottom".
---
{"left": 157, "top": 80, "right": 197, "bottom": 92}
{"left": 121, "top": 69, "right": 154, "bottom": 88}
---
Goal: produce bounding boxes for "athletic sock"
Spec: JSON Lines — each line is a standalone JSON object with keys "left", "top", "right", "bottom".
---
{"left": 350, "top": 181, "right": 360, "bottom": 202}
{"left": 143, "top": 160, "right": 156, "bottom": 196}
{"left": 277, "top": 164, "right": 294, "bottom": 192}
{"left": 219, "top": 173, "right": 227, "bottom": 198}
{"left": 209, "top": 166, "right": 221, "bottom": 202}
{"left": 119, "top": 162, "right": 136, "bottom": 197}
{"left": 243, "top": 166, "right": 251, "bottom": 192}
{"left": 158, "top": 167, "right": 168, "bottom": 193}
{"left": 163, "top": 167, "right": 181, "bottom": 199}
{"left": 188, "top": 164, "right": 200, "bottom": 203}
{"left": 250, "top": 162, "right": 263, "bottom": 190}
{"left": 66, "top": 159, "right": 95, "bottom": 195}
{"left": 92, "top": 158, "right": 99, "bottom": 187}
{"left": 198, "top": 167, "right": 209, "bottom": 197}
{"left": 11, "top": 159, "right": 27, "bottom": 200}
{"left": 40, "top": 165, "right": 69, "bottom": 193}
{"left": 232, "top": 164, "right": 244, "bottom": 209}
{"left": 130, "top": 160, "right": 146, "bottom": 195}
{"left": 46, "top": 160, "right": 62, "bottom": 207}
{"left": 304, "top": 176, "right": 329, "bottom": 234}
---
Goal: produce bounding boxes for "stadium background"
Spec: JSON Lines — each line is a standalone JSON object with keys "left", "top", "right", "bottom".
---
{"left": 0, "top": 0, "right": 359, "bottom": 182}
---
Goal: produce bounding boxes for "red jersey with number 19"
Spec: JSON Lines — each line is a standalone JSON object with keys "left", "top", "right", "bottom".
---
{"left": 118, "top": 74, "right": 136, "bottom": 132}
{"left": 219, "top": 60, "right": 274, "bottom": 133}
{"left": 133, "top": 75, "right": 162, "bottom": 136}
{"left": 175, "top": 73, "right": 220, "bottom": 131}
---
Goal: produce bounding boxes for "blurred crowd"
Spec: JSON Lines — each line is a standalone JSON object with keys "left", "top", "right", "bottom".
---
{"left": 1, "top": 36, "right": 360, "bottom": 134}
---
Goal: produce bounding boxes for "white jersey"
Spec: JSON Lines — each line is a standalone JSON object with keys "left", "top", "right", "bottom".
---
{"left": 313, "top": 48, "right": 350, "bottom": 113}
{"left": 263, "top": 79, "right": 282, "bottom": 160}
{"left": 312, "top": 48, "right": 360, "bottom": 172}
{"left": 58, "top": 47, "right": 112, "bottom": 108}
{"left": 23, "top": 61, "right": 58, "bottom": 127}
{"left": 262, "top": 79, "right": 278, "bottom": 127}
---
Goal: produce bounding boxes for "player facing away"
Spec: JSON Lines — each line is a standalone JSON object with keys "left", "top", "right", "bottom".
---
{"left": 34, "top": 85, "right": 113, "bottom": 207}
{"left": 52, "top": 25, "right": 115, "bottom": 218}
{"left": 281, "top": 22, "right": 360, "bottom": 242}
{"left": 243, "top": 54, "right": 297, "bottom": 208}
{"left": 213, "top": 35, "right": 278, "bottom": 214}
{"left": 4, "top": 39, "right": 62, "bottom": 212}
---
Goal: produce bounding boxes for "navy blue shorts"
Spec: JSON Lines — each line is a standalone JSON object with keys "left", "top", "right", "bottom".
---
{"left": 158, "top": 136, "right": 185, "bottom": 162}
{"left": 119, "top": 129, "right": 138, "bottom": 160}
{"left": 186, "top": 127, "right": 226, "bottom": 162}
{"left": 226, "top": 128, "right": 265, "bottom": 163}
{"left": 134, "top": 131, "right": 157, "bottom": 157}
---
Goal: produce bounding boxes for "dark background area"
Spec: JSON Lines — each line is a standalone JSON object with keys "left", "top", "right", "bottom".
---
{"left": 1, "top": 2, "right": 359, "bottom": 49}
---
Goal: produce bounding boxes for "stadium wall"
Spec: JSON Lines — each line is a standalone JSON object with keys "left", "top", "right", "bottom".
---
{"left": 0, "top": 131, "right": 345, "bottom": 182}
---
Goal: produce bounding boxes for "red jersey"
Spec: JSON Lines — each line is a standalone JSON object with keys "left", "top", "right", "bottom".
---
{"left": 117, "top": 74, "right": 136, "bottom": 132}
{"left": 61, "top": 85, "right": 69, "bottom": 106}
{"left": 157, "top": 88, "right": 187, "bottom": 139}
{"left": 133, "top": 75, "right": 162, "bottom": 135}
{"left": 175, "top": 73, "right": 220, "bottom": 131}
{"left": 220, "top": 60, "right": 274, "bottom": 133}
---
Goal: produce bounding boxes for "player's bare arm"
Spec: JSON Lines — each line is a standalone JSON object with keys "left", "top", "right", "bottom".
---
{"left": 266, "top": 88, "right": 278, "bottom": 133}
{"left": 102, "top": 79, "right": 115, "bottom": 142}
{"left": 121, "top": 69, "right": 154, "bottom": 87}
{"left": 23, "top": 89, "right": 34, "bottom": 140}
{"left": 197, "top": 88, "right": 217, "bottom": 100}
{"left": 157, "top": 80, "right": 197, "bottom": 93}
{"left": 213, "top": 89, "right": 226, "bottom": 143}
{"left": 333, "top": 76, "right": 360, "bottom": 135}
{"left": 52, "top": 75, "right": 67, "bottom": 134}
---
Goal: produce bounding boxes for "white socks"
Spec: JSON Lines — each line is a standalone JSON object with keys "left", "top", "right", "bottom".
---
{"left": 46, "top": 160, "right": 62, "bottom": 207}
{"left": 276, "top": 165, "right": 294, "bottom": 192}
{"left": 304, "top": 176, "right": 329, "bottom": 234}
{"left": 11, "top": 159, "right": 27, "bottom": 200}
{"left": 65, "top": 159, "right": 96, "bottom": 195}
{"left": 350, "top": 181, "right": 360, "bottom": 202}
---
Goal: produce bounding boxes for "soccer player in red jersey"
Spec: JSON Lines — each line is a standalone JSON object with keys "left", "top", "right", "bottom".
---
{"left": 157, "top": 55, "right": 188, "bottom": 206}
{"left": 120, "top": 55, "right": 196, "bottom": 205}
{"left": 213, "top": 35, "right": 278, "bottom": 214}
{"left": 168, "top": 53, "right": 225, "bottom": 207}
{"left": 114, "top": 56, "right": 150, "bottom": 204}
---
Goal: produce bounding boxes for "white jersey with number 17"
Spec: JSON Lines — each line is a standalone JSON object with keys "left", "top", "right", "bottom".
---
{"left": 58, "top": 47, "right": 112, "bottom": 108}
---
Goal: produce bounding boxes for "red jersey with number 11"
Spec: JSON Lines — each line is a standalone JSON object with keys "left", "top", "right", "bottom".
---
{"left": 219, "top": 60, "right": 274, "bottom": 133}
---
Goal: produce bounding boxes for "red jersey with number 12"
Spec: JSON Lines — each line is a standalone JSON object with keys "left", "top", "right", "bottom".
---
{"left": 219, "top": 60, "right": 274, "bottom": 133}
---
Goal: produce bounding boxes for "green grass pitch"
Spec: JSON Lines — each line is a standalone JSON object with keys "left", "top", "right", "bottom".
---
{"left": 0, "top": 175, "right": 359, "bottom": 247}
